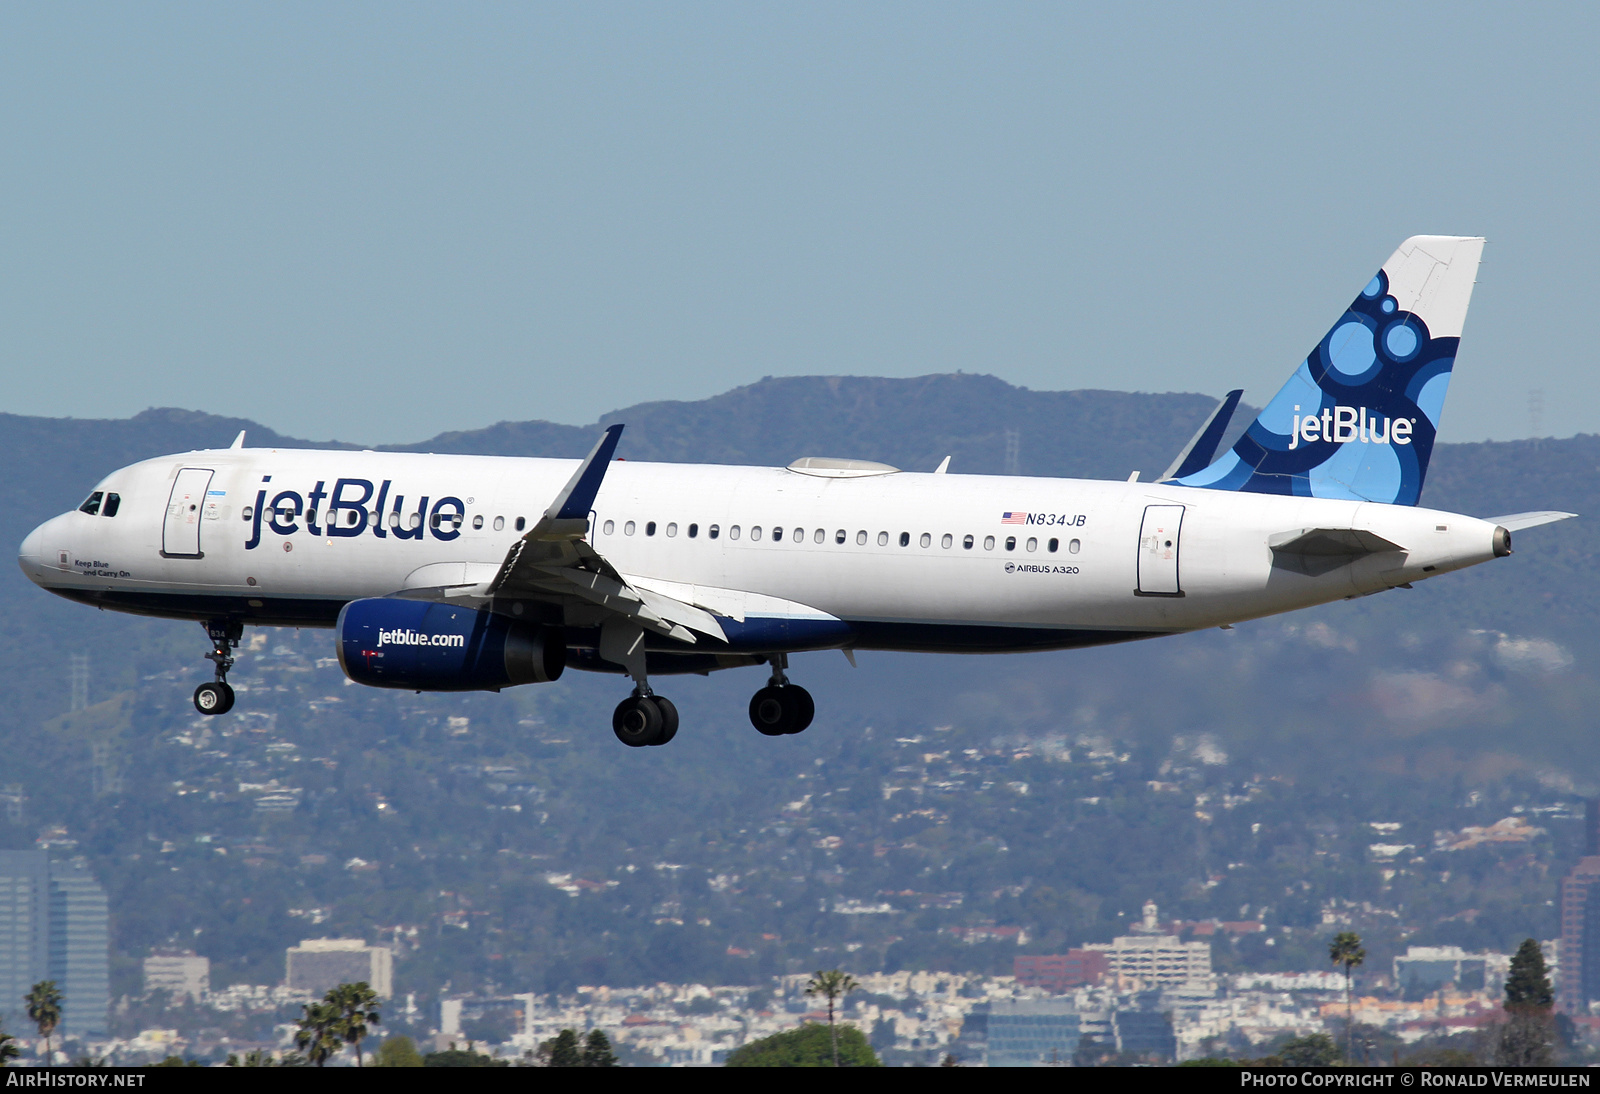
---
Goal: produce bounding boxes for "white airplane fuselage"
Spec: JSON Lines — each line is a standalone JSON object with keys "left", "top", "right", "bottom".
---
{"left": 18, "top": 446, "right": 1506, "bottom": 666}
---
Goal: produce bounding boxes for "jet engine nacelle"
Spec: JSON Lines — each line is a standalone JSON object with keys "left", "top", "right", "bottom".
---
{"left": 336, "top": 597, "right": 565, "bottom": 691}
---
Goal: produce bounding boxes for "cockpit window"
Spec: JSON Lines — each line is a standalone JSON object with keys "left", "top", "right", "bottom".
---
{"left": 78, "top": 492, "right": 103, "bottom": 516}
{"left": 102, "top": 493, "right": 121, "bottom": 518}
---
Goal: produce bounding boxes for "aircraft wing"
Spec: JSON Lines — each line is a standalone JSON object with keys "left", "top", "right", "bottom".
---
{"left": 481, "top": 425, "right": 725, "bottom": 644}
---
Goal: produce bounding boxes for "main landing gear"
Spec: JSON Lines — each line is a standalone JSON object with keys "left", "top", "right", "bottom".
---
{"left": 193, "top": 619, "right": 242, "bottom": 716}
{"left": 612, "top": 690, "right": 680, "bottom": 748}
{"left": 748, "top": 655, "right": 813, "bottom": 737}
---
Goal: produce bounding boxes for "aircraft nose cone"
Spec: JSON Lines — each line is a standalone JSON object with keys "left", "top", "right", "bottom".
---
{"left": 18, "top": 516, "right": 60, "bottom": 585}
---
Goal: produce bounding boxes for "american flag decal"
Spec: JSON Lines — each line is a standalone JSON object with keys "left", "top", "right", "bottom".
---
{"left": 1001, "top": 512, "right": 1027, "bottom": 525}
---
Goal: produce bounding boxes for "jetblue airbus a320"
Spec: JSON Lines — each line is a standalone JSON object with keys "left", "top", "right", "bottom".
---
{"left": 19, "top": 236, "right": 1573, "bottom": 746}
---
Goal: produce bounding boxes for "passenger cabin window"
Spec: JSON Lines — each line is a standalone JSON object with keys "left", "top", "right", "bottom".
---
{"left": 494, "top": 515, "right": 505, "bottom": 531}
{"left": 1068, "top": 538, "right": 1081, "bottom": 554}
{"left": 688, "top": 523, "right": 698, "bottom": 538}
{"left": 646, "top": 521, "right": 657, "bottom": 536}
{"left": 1026, "top": 537, "right": 1037, "bottom": 552}
{"left": 347, "top": 510, "right": 362, "bottom": 527}
{"left": 941, "top": 534, "right": 953, "bottom": 549}
{"left": 835, "top": 529, "right": 846, "bottom": 544}
{"left": 102, "top": 493, "right": 120, "bottom": 517}
{"left": 1005, "top": 536, "right": 1016, "bottom": 551}
{"left": 79, "top": 492, "right": 103, "bottom": 516}
{"left": 814, "top": 528, "right": 825, "bottom": 544}
{"left": 771, "top": 526, "right": 783, "bottom": 542}
{"left": 750, "top": 526, "right": 762, "bottom": 541}
{"left": 472, "top": 515, "right": 484, "bottom": 530}
{"left": 855, "top": 530, "right": 866, "bottom": 545}
{"left": 708, "top": 524, "right": 720, "bottom": 539}
{"left": 899, "top": 532, "right": 910, "bottom": 547}
{"left": 241, "top": 505, "right": 253, "bottom": 522}
{"left": 603, "top": 520, "right": 615, "bottom": 535}
{"left": 878, "top": 532, "right": 889, "bottom": 546}
{"left": 963, "top": 534, "right": 973, "bottom": 549}
{"left": 984, "top": 535, "right": 996, "bottom": 550}
{"left": 1048, "top": 538, "right": 1058, "bottom": 553}
{"left": 624, "top": 521, "right": 636, "bottom": 536}
{"left": 666, "top": 522, "right": 678, "bottom": 537}
{"left": 515, "top": 517, "right": 526, "bottom": 532}
{"left": 729, "top": 525, "right": 740, "bottom": 540}
{"left": 919, "top": 533, "right": 932, "bottom": 548}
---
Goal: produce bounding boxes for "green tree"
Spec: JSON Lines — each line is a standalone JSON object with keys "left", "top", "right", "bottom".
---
{"left": 1497, "top": 938, "right": 1555, "bottom": 1066}
{"left": 538, "top": 1029, "right": 583, "bottom": 1067}
{"left": 326, "top": 981, "right": 382, "bottom": 1067}
{"left": 1279, "top": 1033, "right": 1339, "bottom": 1066}
{"left": 805, "top": 969, "right": 860, "bottom": 1068}
{"left": 1329, "top": 932, "right": 1365, "bottom": 1063}
{"left": 294, "top": 1000, "right": 343, "bottom": 1067}
{"left": 581, "top": 1029, "right": 617, "bottom": 1067}
{"left": 25, "top": 981, "right": 61, "bottom": 1066}
{"left": 725, "top": 1024, "right": 880, "bottom": 1067}
{"left": 372, "top": 1036, "right": 425, "bottom": 1067}
{"left": 0, "top": 1021, "right": 19, "bottom": 1067}
{"left": 424, "top": 1044, "right": 505, "bottom": 1067}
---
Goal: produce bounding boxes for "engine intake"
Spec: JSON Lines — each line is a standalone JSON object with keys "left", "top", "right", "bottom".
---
{"left": 337, "top": 597, "right": 564, "bottom": 691}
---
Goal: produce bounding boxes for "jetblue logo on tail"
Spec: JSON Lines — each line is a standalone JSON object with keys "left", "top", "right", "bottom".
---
{"left": 1288, "top": 406, "right": 1415, "bottom": 449}
{"left": 1173, "top": 236, "right": 1485, "bottom": 507}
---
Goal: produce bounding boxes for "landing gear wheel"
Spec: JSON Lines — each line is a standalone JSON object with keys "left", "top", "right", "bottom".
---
{"left": 787, "top": 686, "right": 815, "bottom": 734}
{"left": 613, "top": 695, "right": 664, "bottom": 747}
{"left": 749, "top": 686, "right": 795, "bottom": 736}
{"left": 650, "top": 696, "right": 680, "bottom": 746}
{"left": 194, "top": 681, "right": 234, "bottom": 716}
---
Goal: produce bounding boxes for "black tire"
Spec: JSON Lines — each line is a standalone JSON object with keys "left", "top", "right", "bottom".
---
{"left": 612, "top": 695, "right": 663, "bottom": 747}
{"left": 651, "top": 696, "right": 680, "bottom": 745}
{"left": 787, "top": 686, "right": 814, "bottom": 734}
{"left": 749, "top": 686, "right": 792, "bottom": 736}
{"left": 194, "top": 681, "right": 234, "bottom": 716}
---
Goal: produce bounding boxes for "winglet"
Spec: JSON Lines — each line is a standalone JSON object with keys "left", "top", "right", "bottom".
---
{"left": 230, "top": 430, "right": 246, "bottom": 450}
{"left": 548, "top": 424, "right": 625, "bottom": 524}
{"left": 1485, "top": 511, "right": 1577, "bottom": 533}
{"left": 1161, "top": 390, "right": 1243, "bottom": 482}
{"left": 934, "top": 456, "right": 951, "bottom": 474}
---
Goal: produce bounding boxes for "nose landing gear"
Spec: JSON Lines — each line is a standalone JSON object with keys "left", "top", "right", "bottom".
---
{"left": 193, "top": 620, "right": 242, "bottom": 716}
{"left": 748, "top": 655, "right": 814, "bottom": 736}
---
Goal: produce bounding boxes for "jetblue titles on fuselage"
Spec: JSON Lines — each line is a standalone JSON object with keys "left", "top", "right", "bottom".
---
{"left": 243, "top": 476, "right": 468, "bottom": 550}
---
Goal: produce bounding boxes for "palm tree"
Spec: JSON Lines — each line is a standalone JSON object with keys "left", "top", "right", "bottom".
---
{"left": 1329, "top": 932, "right": 1365, "bottom": 1063}
{"left": 0, "top": 1020, "right": 21, "bottom": 1066}
{"left": 294, "top": 1000, "right": 342, "bottom": 1066}
{"left": 25, "top": 981, "right": 62, "bottom": 1066}
{"left": 805, "top": 969, "right": 859, "bottom": 1067}
{"left": 326, "top": 982, "right": 382, "bottom": 1066}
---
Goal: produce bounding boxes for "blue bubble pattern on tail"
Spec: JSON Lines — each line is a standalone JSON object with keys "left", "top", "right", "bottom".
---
{"left": 1174, "top": 268, "right": 1458, "bottom": 506}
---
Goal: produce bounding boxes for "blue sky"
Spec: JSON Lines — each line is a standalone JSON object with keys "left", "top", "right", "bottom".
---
{"left": 2, "top": 4, "right": 1596, "bottom": 444}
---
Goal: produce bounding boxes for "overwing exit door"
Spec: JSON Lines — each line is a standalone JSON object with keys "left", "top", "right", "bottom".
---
{"left": 162, "top": 468, "right": 214, "bottom": 558}
{"left": 1136, "top": 504, "right": 1184, "bottom": 596}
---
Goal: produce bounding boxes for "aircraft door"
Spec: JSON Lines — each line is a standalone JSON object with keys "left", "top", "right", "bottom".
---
{"left": 1136, "top": 504, "right": 1184, "bottom": 596}
{"left": 162, "top": 468, "right": 214, "bottom": 558}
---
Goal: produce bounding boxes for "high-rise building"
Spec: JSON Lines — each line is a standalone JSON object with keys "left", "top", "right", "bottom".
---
{"left": 0, "top": 851, "right": 109, "bottom": 1039}
{"left": 1081, "top": 934, "right": 1213, "bottom": 992}
{"left": 143, "top": 952, "right": 210, "bottom": 1002}
{"left": 1557, "top": 800, "right": 1600, "bottom": 1013}
{"left": 985, "top": 999, "right": 1081, "bottom": 1066}
{"left": 286, "top": 939, "right": 393, "bottom": 998}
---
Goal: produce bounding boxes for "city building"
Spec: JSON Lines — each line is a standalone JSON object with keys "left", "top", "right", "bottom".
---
{"left": 1392, "top": 946, "right": 1509, "bottom": 1001}
{"left": 0, "top": 851, "right": 109, "bottom": 1039}
{"left": 1083, "top": 916, "right": 1213, "bottom": 993}
{"left": 143, "top": 952, "right": 210, "bottom": 1002}
{"left": 1558, "top": 800, "right": 1600, "bottom": 1013}
{"left": 1113, "top": 1009, "right": 1177, "bottom": 1061}
{"left": 285, "top": 938, "right": 393, "bottom": 998}
{"left": 1014, "top": 951, "right": 1109, "bottom": 992}
{"left": 985, "top": 998, "right": 1082, "bottom": 1066}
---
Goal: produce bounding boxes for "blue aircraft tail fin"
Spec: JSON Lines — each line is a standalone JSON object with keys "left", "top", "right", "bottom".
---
{"left": 1172, "top": 236, "right": 1485, "bottom": 506}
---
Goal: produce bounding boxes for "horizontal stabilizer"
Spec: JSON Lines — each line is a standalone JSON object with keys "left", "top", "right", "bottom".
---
{"left": 1269, "top": 527, "right": 1403, "bottom": 577}
{"left": 1484, "top": 511, "right": 1577, "bottom": 532}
